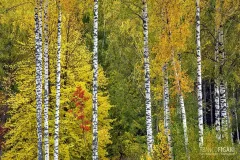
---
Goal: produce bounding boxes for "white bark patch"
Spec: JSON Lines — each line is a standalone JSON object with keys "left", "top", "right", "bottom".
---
{"left": 215, "top": 83, "right": 221, "bottom": 140}
{"left": 220, "top": 82, "right": 228, "bottom": 139}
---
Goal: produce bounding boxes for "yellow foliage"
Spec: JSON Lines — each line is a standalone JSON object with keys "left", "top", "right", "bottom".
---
{"left": 140, "top": 121, "right": 170, "bottom": 160}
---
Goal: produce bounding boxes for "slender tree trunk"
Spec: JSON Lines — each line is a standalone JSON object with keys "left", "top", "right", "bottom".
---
{"left": 220, "top": 82, "right": 227, "bottom": 139}
{"left": 179, "top": 94, "right": 189, "bottom": 160}
{"left": 171, "top": 54, "right": 189, "bottom": 159}
{"left": 142, "top": 0, "right": 153, "bottom": 154}
{"left": 165, "top": 6, "right": 189, "bottom": 157}
{"left": 226, "top": 85, "right": 232, "bottom": 142}
{"left": 235, "top": 107, "right": 240, "bottom": 144}
{"left": 92, "top": 0, "right": 99, "bottom": 159}
{"left": 177, "top": 54, "right": 182, "bottom": 118}
{"left": 196, "top": 0, "right": 203, "bottom": 147}
{"left": 204, "top": 82, "right": 207, "bottom": 126}
{"left": 235, "top": 90, "right": 240, "bottom": 144}
{"left": 227, "top": 109, "right": 233, "bottom": 143}
{"left": 43, "top": 0, "right": 49, "bottom": 159}
{"left": 214, "top": 29, "right": 221, "bottom": 140}
{"left": 34, "top": 1, "right": 43, "bottom": 159}
{"left": 210, "top": 80, "right": 213, "bottom": 126}
{"left": 163, "top": 64, "right": 173, "bottom": 159}
{"left": 218, "top": 25, "right": 228, "bottom": 139}
{"left": 54, "top": 5, "right": 61, "bottom": 160}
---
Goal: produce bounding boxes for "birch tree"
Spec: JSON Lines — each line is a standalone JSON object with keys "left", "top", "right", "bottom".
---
{"left": 214, "top": 29, "right": 221, "bottom": 140}
{"left": 151, "top": 0, "right": 192, "bottom": 158}
{"left": 43, "top": 0, "right": 49, "bottom": 159}
{"left": 163, "top": 63, "right": 173, "bottom": 159}
{"left": 142, "top": 0, "right": 153, "bottom": 155}
{"left": 54, "top": 3, "right": 61, "bottom": 159}
{"left": 34, "top": 1, "right": 43, "bottom": 159}
{"left": 165, "top": 7, "right": 190, "bottom": 160}
{"left": 92, "top": 0, "right": 99, "bottom": 159}
{"left": 218, "top": 24, "right": 228, "bottom": 139}
{"left": 195, "top": 0, "right": 203, "bottom": 147}
{"left": 172, "top": 55, "right": 190, "bottom": 160}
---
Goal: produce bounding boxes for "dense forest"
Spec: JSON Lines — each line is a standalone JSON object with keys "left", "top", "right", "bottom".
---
{"left": 0, "top": 0, "right": 240, "bottom": 159}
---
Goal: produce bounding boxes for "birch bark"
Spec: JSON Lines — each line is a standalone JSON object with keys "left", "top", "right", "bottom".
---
{"left": 34, "top": 1, "right": 43, "bottom": 159}
{"left": 43, "top": 0, "right": 49, "bottom": 159}
{"left": 92, "top": 0, "right": 99, "bottom": 159}
{"left": 142, "top": 0, "right": 153, "bottom": 154}
{"left": 54, "top": 5, "right": 61, "bottom": 160}
{"left": 214, "top": 30, "right": 221, "bottom": 140}
{"left": 163, "top": 64, "right": 173, "bottom": 159}
{"left": 218, "top": 25, "right": 228, "bottom": 139}
{"left": 196, "top": 0, "right": 203, "bottom": 147}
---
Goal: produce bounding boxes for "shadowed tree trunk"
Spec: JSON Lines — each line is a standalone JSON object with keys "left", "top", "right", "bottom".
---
{"left": 235, "top": 90, "right": 240, "bottom": 144}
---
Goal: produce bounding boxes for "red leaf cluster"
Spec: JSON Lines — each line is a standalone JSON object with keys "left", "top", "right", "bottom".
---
{"left": 70, "top": 86, "right": 91, "bottom": 132}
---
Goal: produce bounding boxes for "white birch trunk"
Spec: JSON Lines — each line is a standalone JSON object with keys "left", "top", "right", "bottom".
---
{"left": 43, "top": 0, "right": 49, "bottom": 159}
{"left": 196, "top": 0, "right": 203, "bottom": 147}
{"left": 172, "top": 55, "right": 190, "bottom": 160}
{"left": 142, "top": 0, "right": 153, "bottom": 154}
{"left": 220, "top": 82, "right": 227, "bottom": 139}
{"left": 214, "top": 29, "right": 221, "bottom": 140}
{"left": 179, "top": 95, "right": 189, "bottom": 160}
{"left": 163, "top": 64, "right": 173, "bottom": 159}
{"left": 218, "top": 25, "right": 228, "bottom": 139}
{"left": 34, "top": 5, "right": 43, "bottom": 160}
{"left": 54, "top": 7, "right": 61, "bottom": 160}
{"left": 92, "top": 0, "right": 99, "bottom": 159}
